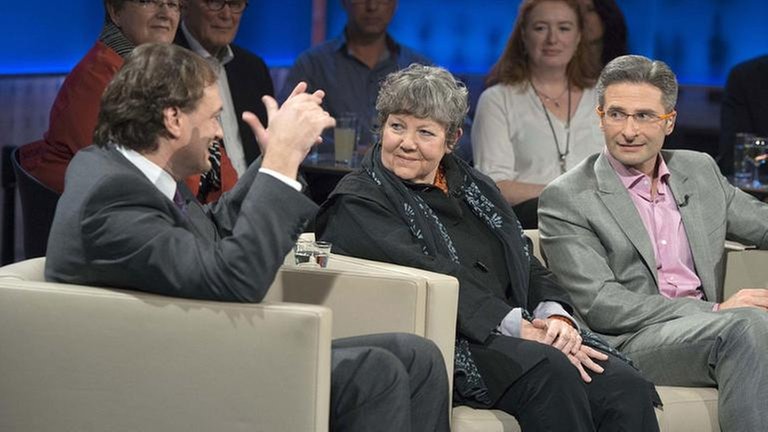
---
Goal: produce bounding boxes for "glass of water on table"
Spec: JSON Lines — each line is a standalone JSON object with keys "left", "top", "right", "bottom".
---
{"left": 744, "top": 136, "right": 768, "bottom": 188}
{"left": 294, "top": 239, "right": 332, "bottom": 268}
{"left": 334, "top": 113, "right": 358, "bottom": 165}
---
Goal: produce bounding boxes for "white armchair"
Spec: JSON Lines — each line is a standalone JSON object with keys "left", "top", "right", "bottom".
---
{"left": 0, "top": 258, "right": 332, "bottom": 432}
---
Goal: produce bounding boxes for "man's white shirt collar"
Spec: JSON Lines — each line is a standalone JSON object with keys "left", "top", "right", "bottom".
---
{"left": 116, "top": 146, "right": 178, "bottom": 201}
{"left": 181, "top": 22, "right": 234, "bottom": 65}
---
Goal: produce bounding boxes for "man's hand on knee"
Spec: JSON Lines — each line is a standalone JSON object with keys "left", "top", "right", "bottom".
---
{"left": 719, "top": 288, "right": 768, "bottom": 311}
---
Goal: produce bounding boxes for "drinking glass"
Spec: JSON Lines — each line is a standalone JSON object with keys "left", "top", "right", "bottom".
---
{"left": 293, "top": 239, "right": 316, "bottom": 265}
{"left": 334, "top": 113, "right": 358, "bottom": 165}
{"left": 293, "top": 240, "right": 332, "bottom": 268}
{"left": 743, "top": 136, "right": 768, "bottom": 188}
{"left": 313, "top": 241, "right": 332, "bottom": 268}
{"left": 733, "top": 133, "right": 755, "bottom": 186}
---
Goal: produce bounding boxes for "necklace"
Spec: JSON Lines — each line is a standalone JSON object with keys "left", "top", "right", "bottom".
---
{"left": 532, "top": 82, "right": 569, "bottom": 108}
{"left": 530, "top": 80, "right": 571, "bottom": 174}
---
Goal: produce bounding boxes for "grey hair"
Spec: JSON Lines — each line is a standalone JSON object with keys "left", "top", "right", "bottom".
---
{"left": 375, "top": 64, "right": 469, "bottom": 149}
{"left": 596, "top": 55, "right": 678, "bottom": 112}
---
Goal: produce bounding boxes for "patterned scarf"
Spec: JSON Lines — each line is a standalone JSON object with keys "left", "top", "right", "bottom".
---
{"left": 99, "top": 20, "right": 136, "bottom": 59}
{"left": 360, "top": 143, "right": 636, "bottom": 406}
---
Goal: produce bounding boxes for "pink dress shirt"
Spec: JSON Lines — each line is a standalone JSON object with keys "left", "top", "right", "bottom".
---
{"left": 606, "top": 151, "right": 704, "bottom": 300}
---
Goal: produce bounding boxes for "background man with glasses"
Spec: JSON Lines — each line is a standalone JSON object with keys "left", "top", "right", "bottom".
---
{"left": 278, "top": 0, "right": 430, "bottom": 151}
{"left": 175, "top": 0, "right": 273, "bottom": 203}
{"left": 538, "top": 55, "right": 768, "bottom": 431}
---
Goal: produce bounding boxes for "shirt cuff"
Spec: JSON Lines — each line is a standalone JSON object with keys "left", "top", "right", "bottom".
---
{"left": 259, "top": 168, "right": 302, "bottom": 192}
{"left": 533, "top": 301, "right": 580, "bottom": 331}
{"left": 497, "top": 307, "right": 522, "bottom": 338}
{"left": 713, "top": 302, "right": 721, "bottom": 312}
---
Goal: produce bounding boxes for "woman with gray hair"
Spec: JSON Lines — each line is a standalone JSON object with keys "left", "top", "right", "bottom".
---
{"left": 316, "top": 64, "right": 660, "bottom": 431}
{"left": 21, "top": 0, "right": 180, "bottom": 193}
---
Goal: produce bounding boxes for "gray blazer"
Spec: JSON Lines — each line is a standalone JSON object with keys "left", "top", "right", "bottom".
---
{"left": 46, "top": 145, "right": 317, "bottom": 303}
{"left": 539, "top": 149, "right": 768, "bottom": 347}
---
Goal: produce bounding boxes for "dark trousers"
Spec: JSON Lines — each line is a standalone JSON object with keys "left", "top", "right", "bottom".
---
{"left": 512, "top": 198, "right": 539, "bottom": 229}
{"left": 492, "top": 339, "right": 659, "bottom": 432}
{"left": 330, "top": 333, "right": 450, "bottom": 432}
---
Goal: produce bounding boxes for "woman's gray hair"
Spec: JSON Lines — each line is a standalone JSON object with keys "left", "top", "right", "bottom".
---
{"left": 596, "top": 55, "right": 678, "bottom": 112}
{"left": 375, "top": 64, "right": 469, "bottom": 149}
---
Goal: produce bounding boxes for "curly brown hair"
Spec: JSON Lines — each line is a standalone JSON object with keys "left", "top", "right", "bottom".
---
{"left": 486, "top": 0, "right": 599, "bottom": 89}
{"left": 94, "top": 43, "right": 217, "bottom": 153}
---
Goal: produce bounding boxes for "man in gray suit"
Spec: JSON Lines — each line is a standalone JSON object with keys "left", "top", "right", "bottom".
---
{"left": 45, "top": 43, "right": 449, "bottom": 432}
{"left": 539, "top": 55, "right": 768, "bottom": 431}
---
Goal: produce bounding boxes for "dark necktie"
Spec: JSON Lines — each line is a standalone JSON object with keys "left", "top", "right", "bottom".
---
{"left": 198, "top": 138, "right": 222, "bottom": 201}
{"left": 173, "top": 188, "right": 188, "bottom": 215}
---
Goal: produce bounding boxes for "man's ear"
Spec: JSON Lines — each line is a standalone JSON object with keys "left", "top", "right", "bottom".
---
{"left": 596, "top": 106, "right": 605, "bottom": 132}
{"left": 163, "top": 107, "right": 183, "bottom": 139}
{"left": 664, "top": 111, "right": 677, "bottom": 136}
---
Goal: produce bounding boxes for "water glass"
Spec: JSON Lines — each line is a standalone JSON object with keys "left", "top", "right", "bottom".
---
{"left": 293, "top": 239, "right": 333, "bottom": 268}
{"left": 314, "top": 241, "right": 332, "bottom": 268}
{"left": 743, "top": 136, "right": 768, "bottom": 188}
{"left": 334, "top": 113, "right": 358, "bottom": 165}
{"left": 293, "top": 239, "right": 316, "bottom": 265}
{"left": 733, "top": 133, "right": 755, "bottom": 187}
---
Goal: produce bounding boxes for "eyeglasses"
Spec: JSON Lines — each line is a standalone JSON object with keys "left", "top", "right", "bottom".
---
{"left": 203, "top": 0, "right": 249, "bottom": 13}
{"left": 128, "top": 0, "right": 181, "bottom": 12}
{"left": 596, "top": 107, "right": 676, "bottom": 126}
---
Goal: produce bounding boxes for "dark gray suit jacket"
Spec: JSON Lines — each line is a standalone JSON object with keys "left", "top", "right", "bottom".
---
{"left": 45, "top": 145, "right": 317, "bottom": 302}
{"left": 539, "top": 150, "right": 768, "bottom": 346}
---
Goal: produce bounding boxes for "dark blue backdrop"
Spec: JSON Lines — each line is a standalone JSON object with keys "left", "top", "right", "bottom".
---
{"left": 2, "top": 0, "right": 767, "bottom": 85}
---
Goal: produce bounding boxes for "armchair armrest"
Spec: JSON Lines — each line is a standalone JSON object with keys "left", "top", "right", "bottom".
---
{"left": 723, "top": 249, "right": 768, "bottom": 301}
{"left": 0, "top": 277, "right": 332, "bottom": 432}
{"left": 268, "top": 254, "right": 459, "bottom": 385}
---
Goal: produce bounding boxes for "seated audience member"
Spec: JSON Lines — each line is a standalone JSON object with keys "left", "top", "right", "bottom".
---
{"left": 472, "top": 0, "right": 603, "bottom": 228}
{"left": 175, "top": 0, "right": 274, "bottom": 203}
{"left": 21, "top": 0, "right": 180, "bottom": 193}
{"left": 539, "top": 55, "right": 768, "bottom": 432}
{"left": 278, "top": 0, "right": 430, "bottom": 151}
{"left": 579, "top": 0, "right": 628, "bottom": 68}
{"left": 317, "top": 64, "right": 660, "bottom": 432}
{"left": 45, "top": 43, "right": 450, "bottom": 432}
{"left": 719, "top": 54, "right": 768, "bottom": 175}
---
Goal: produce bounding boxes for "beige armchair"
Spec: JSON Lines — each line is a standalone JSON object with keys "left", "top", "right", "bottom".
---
{"left": 0, "top": 258, "right": 332, "bottom": 432}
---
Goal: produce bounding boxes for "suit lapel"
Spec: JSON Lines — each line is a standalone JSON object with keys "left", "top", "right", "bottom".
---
{"left": 595, "top": 154, "right": 659, "bottom": 286}
{"left": 107, "top": 146, "right": 218, "bottom": 242}
{"left": 177, "top": 183, "right": 219, "bottom": 242}
{"left": 664, "top": 152, "right": 715, "bottom": 301}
